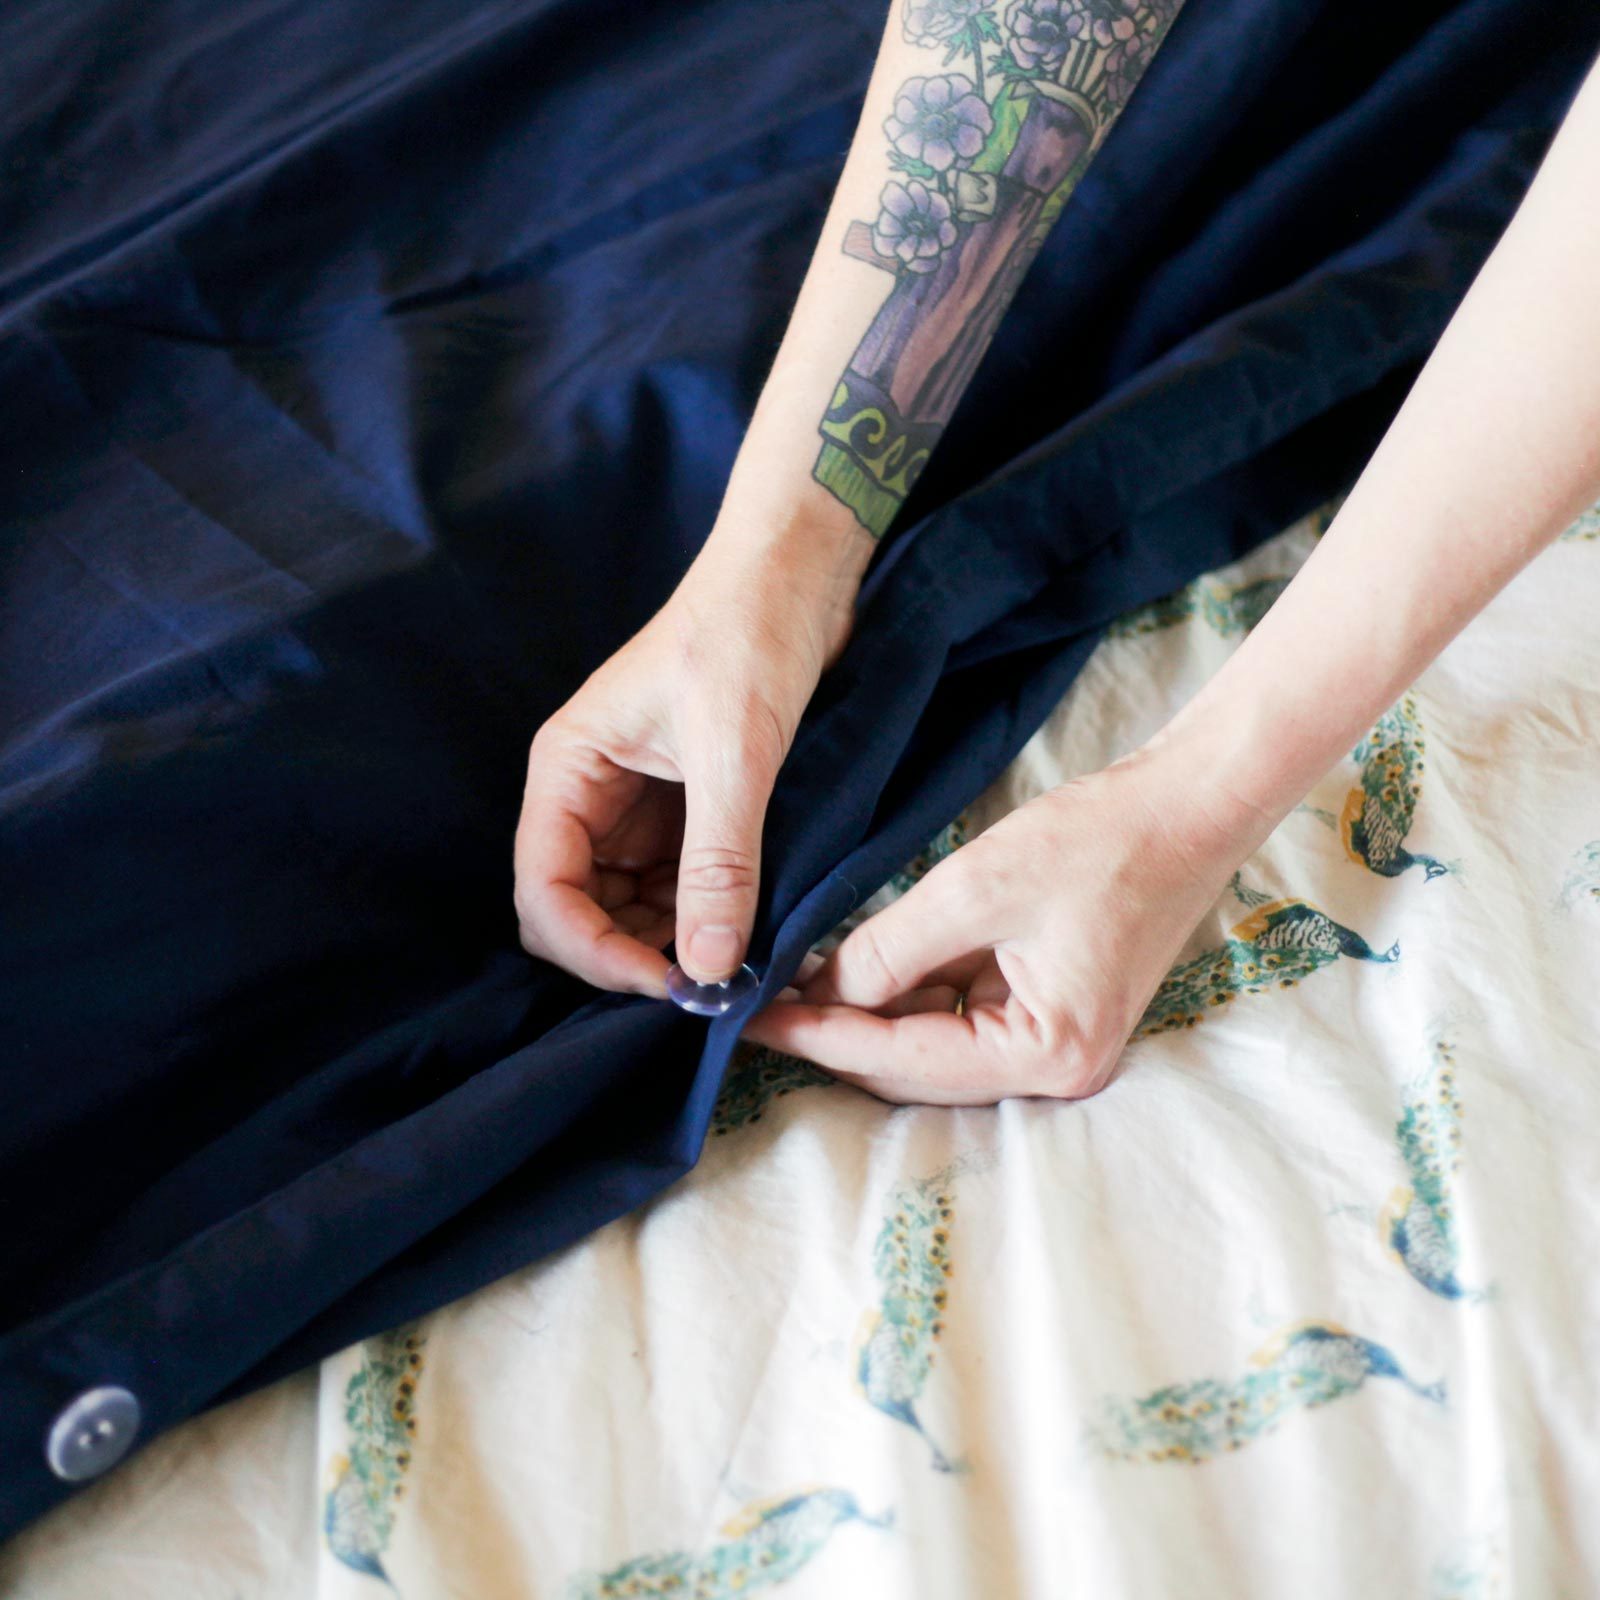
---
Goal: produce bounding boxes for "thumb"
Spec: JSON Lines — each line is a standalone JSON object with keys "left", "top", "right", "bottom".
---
{"left": 674, "top": 724, "right": 779, "bottom": 983}
{"left": 808, "top": 857, "right": 990, "bottom": 1010}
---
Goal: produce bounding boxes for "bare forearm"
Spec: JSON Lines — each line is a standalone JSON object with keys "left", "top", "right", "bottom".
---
{"left": 1153, "top": 49, "right": 1600, "bottom": 844}
{"left": 700, "top": 0, "right": 1189, "bottom": 605}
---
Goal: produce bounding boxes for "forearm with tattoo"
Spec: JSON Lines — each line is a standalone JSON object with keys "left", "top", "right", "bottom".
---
{"left": 813, "top": 0, "right": 1186, "bottom": 537}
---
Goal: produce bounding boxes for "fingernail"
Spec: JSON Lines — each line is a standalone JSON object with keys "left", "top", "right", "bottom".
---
{"left": 777, "top": 986, "right": 801, "bottom": 1002}
{"left": 688, "top": 925, "right": 742, "bottom": 979}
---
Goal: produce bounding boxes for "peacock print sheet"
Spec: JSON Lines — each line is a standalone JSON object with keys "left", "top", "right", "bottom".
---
{"left": 4, "top": 492, "right": 1598, "bottom": 1599}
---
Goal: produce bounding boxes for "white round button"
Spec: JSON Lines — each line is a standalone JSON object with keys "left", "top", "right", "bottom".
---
{"left": 45, "top": 1386, "right": 142, "bottom": 1482}
{"left": 665, "top": 961, "right": 758, "bottom": 1016}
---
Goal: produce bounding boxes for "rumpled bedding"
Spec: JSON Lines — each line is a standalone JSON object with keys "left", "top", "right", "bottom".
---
{"left": 5, "top": 494, "right": 1596, "bottom": 1599}
{"left": 10, "top": 0, "right": 1600, "bottom": 1539}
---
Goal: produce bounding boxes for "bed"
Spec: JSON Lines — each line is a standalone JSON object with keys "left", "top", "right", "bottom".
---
{"left": 5, "top": 492, "right": 1597, "bottom": 1598}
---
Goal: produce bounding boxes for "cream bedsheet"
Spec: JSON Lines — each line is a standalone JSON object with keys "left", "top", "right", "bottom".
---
{"left": 5, "top": 495, "right": 1598, "bottom": 1600}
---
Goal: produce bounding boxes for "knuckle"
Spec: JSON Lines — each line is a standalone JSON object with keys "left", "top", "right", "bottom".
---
{"left": 944, "top": 837, "right": 1014, "bottom": 920}
{"left": 514, "top": 909, "right": 547, "bottom": 963}
{"left": 1022, "top": 1016, "right": 1121, "bottom": 1101}
{"left": 694, "top": 698, "right": 789, "bottom": 790}
{"left": 527, "top": 714, "right": 566, "bottom": 758}
{"left": 847, "top": 926, "right": 904, "bottom": 1003}
{"left": 734, "top": 697, "right": 791, "bottom": 773}
{"left": 511, "top": 873, "right": 542, "bottom": 931}
{"left": 677, "top": 846, "right": 759, "bottom": 901}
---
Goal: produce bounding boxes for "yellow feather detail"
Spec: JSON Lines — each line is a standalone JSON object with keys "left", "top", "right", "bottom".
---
{"left": 1249, "top": 1317, "right": 1349, "bottom": 1366}
{"left": 718, "top": 1487, "right": 827, "bottom": 1539}
{"left": 1378, "top": 1184, "right": 1414, "bottom": 1263}
{"left": 324, "top": 1451, "right": 350, "bottom": 1492}
{"left": 850, "top": 1308, "right": 883, "bottom": 1403}
{"left": 1230, "top": 899, "right": 1299, "bottom": 941}
{"left": 1338, "top": 786, "right": 1368, "bottom": 866}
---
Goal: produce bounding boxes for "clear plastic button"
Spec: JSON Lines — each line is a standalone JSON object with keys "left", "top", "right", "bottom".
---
{"left": 45, "top": 1385, "right": 142, "bottom": 1482}
{"left": 665, "top": 961, "right": 758, "bottom": 1016}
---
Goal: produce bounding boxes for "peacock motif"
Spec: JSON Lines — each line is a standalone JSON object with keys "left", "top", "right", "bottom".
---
{"left": 1339, "top": 694, "right": 1449, "bottom": 880}
{"left": 855, "top": 1168, "right": 961, "bottom": 1471}
{"left": 323, "top": 1323, "right": 428, "bottom": 1588}
{"left": 1380, "top": 1032, "right": 1476, "bottom": 1300}
{"left": 1560, "top": 503, "right": 1599, "bottom": 541}
{"left": 1135, "top": 897, "right": 1398, "bottom": 1038}
{"left": 1087, "top": 1320, "right": 1445, "bottom": 1464}
{"left": 1309, "top": 490, "right": 1348, "bottom": 539}
{"left": 710, "top": 1043, "right": 834, "bottom": 1136}
{"left": 566, "top": 1488, "right": 890, "bottom": 1600}
{"left": 1108, "top": 574, "right": 1291, "bottom": 639}
{"left": 1556, "top": 839, "right": 1600, "bottom": 916}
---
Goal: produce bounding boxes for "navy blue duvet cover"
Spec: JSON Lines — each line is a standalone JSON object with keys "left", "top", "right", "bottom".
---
{"left": 0, "top": 0, "right": 1594, "bottom": 1540}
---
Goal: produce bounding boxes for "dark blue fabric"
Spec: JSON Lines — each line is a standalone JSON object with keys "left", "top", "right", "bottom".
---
{"left": 1, "top": 0, "right": 1593, "bottom": 1541}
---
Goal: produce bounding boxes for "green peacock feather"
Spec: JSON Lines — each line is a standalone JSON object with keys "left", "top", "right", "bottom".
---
{"left": 1135, "top": 898, "right": 1398, "bottom": 1038}
{"left": 1557, "top": 839, "right": 1600, "bottom": 915}
{"left": 324, "top": 1323, "right": 427, "bottom": 1588}
{"left": 566, "top": 1488, "right": 890, "bottom": 1600}
{"left": 1381, "top": 1033, "right": 1473, "bottom": 1300}
{"left": 710, "top": 1043, "right": 835, "bottom": 1135}
{"left": 856, "top": 1169, "right": 961, "bottom": 1471}
{"left": 1109, "top": 574, "right": 1291, "bottom": 639}
{"left": 1088, "top": 1321, "right": 1444, "bottom": 1464}
{"left": 1340, "top": 694, "right": 1449, "bottom": 880}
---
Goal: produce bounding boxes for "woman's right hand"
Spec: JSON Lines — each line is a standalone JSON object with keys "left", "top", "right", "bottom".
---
{"left": 740, "top": 732, "right": 1274, "bottom": 1103}
{"left": 513, "top": 530, "right": 864, "bottom": 998}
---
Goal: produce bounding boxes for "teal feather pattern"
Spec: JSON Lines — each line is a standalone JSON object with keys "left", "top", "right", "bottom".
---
{"left": 323, "top": 1323, "right": 427, "bottom": 1587}
{"left": 1136, "top": 898, "right": 1398, "bottom": 1038}
{"left": 1340, "top": 694, "right": 1449, "bottom": 880}
{"left": 1088, "top": 1321, "right": 1445, "bottom": 1464}
{"left": 1108, "top": 574, "right": 1290, "bottom": 639}
{"left": 711, "top": 1043, "right": 834, "bottom": 1136}
{"left": 855, "top": 1170, "right": 960, "bottom": 1471}
{"left": 1227, "top": 871, "right": 1273, "bottom": 909}
{"left": 1560, "top": 504, "right": 1599, "bottom": 541}
{"left": 1557, "top": 840, "right": 1600, "bottom": 915}
{"left": 566, "top": 1488, "right": 890, "bottom": 1600}
{"left": 1382, "top": 1033, "right": 1475, "bottom": 1300}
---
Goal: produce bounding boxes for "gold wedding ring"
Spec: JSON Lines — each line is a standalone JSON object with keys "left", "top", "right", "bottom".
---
{"left": 953, "top": 989, "right": 968, "bottom": 1018}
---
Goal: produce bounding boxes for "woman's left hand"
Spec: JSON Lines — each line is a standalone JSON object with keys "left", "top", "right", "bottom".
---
{"left": 738, "top": 738, "right": 1266, "bottom": 1105}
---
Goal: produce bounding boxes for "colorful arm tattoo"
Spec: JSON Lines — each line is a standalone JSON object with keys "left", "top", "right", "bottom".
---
{"left": 815, "top": 0, "right": 1187, "bottom": 537}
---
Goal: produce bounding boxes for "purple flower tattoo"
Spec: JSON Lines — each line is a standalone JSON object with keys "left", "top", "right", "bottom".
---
{"left": 903, "top": 0, "right": 991, "bottom": 45}
{"left": 885, "top": 74, "right": 994, "bottom": 173}
{"left": 872, "top": 179, "right": 960, "bottom": 272}
{"left": 1102, "top": 30, "right": 1150, "bottom": 108}
{"left": 812, "top": 0, "right": 1191, "bottom": 539}
{"left": 1006, "top": 0, "right": 1140, "bottom": 72}
{"left": 1004, "top": 0, "right": 1075, "bottom": 73}
{"left": 1085, "top": 0, "right": 1140, "bottom": 47}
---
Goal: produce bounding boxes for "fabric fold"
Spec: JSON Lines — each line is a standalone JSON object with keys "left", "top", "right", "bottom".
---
{"left": 2, "top": 0, "right": 1593, "bottom": 1546}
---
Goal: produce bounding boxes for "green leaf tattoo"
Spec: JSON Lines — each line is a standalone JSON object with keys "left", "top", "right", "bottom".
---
{"left": 820, "top": 0, "right": 1188, "bottom": 537}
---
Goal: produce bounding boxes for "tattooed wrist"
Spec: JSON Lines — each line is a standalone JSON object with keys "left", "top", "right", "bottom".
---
{"left": 816, "top": 0, "right": 1185, "bottom": 538}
